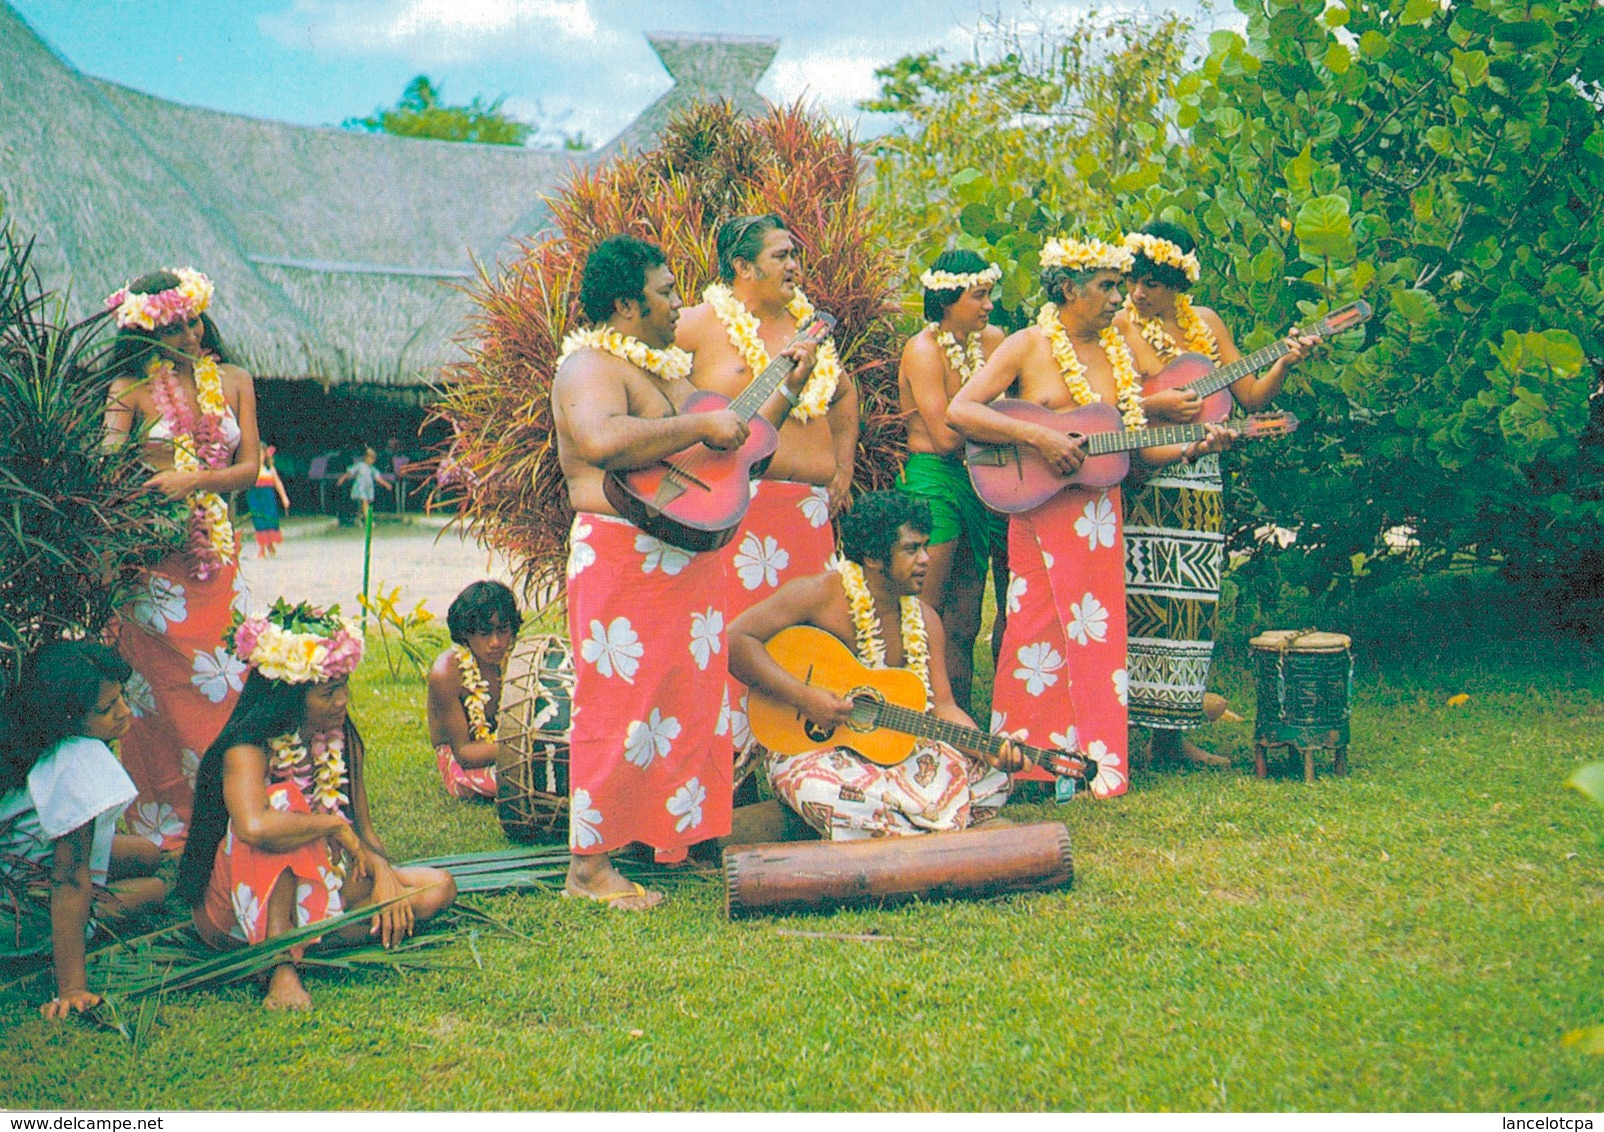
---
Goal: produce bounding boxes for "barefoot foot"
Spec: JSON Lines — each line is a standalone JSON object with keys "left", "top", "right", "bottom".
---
{"left": 263, "top": 963, "right": 312, "bottom": 1011}
{"left": 564, "top": 856, "right": 663, "bottom": 911}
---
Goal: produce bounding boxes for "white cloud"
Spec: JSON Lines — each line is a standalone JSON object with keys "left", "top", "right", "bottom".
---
{"left": 262, "top": 0, "right": 603, "bottom": 62}
{"left": 761, "top": 51, "right": 884, "bottom": 119}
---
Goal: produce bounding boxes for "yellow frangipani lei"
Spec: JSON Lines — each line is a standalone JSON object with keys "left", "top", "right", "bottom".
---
{"left": 928, "top": 323, "right": 986, "bottom": 383}
{"left": 704, "top": 283, "right": 841, "bottom": 423}
{"left": 454, "top": 645, "right": 495, "bottom": 743}
{"left": 1036, "top": 303, "right": 1147, "bottom": 429}
{"left": 835, "top": 560, "right": 931, "bottom": 697}
{"left": 1124, "top": 293, "right": 1219, "bottom": 363}
{"left": 556, "top": 326, "right": 692, "bottom": 383}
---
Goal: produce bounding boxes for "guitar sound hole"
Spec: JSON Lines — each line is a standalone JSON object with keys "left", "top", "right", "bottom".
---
{"left": 846, "top": 689, "right": 883, "bottom": 733}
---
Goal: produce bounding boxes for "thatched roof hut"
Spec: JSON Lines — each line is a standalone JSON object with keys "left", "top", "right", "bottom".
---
{"left": 0, "top": 3, "right": 779, "bottom": 391}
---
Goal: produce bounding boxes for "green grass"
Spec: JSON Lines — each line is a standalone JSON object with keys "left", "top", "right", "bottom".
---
{"left": 1, "top": 624, "right": 1600, "bottom": 1110}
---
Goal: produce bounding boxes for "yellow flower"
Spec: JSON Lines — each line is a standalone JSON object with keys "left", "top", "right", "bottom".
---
{"left": 1037, "top": 303, "right": 1147, "bottom": 429}
{"left": 557, "top": 326, "right": 692, "bottom": 383}
{"left": 834, "top": 560, "right": 931, "bottom": 696}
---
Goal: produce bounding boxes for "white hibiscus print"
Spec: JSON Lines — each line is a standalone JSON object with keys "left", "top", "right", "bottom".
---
{"left": 580, "top": 617, "right": 644, "bottom": 683}
{"left": 231, "top": 569, "right": 252, "bottom": 616}
{"left": 689, "top": 608, "right": 724, "bottom": 671}
{"left": 295, "top": 881, "right": 316, "bottom": 928}
{"left": 123, "top": 669, "right": 155, "bottom": 719}
{"left": 1006, "top": 575, "right": 1027, "bottom": 615}
{"left": 268, "top": 789, "right": 292, "bottom": 812}
{"left": 1013, "top": 642, "right": 1065, "bottom": 697}
{"left": 1112, "top": 668, "right": 1129, "bottom": 707}
{"left": 1074, "top": 493, "right": 1117, "bottom": 551}
{"left": 129, "top": 801, "right": 183, "bottom": 846}
{"left": 636, "top": 533, "right": 691, "bottom": 576}
{"left": 733, "top": 532, "right": 789, "bottom": 591}
{"left": 715, "top": 686, "right": 752, "bottom": 750}
{"left": 801, "top": 487, "right": 831, "bottom": 528}
{"left": 229, "top": 884, "right": 259, "bottom": 941}
{"left": 624, "top": 708, "right": 681, "bottom": 769}
{"left": 128, "top": 575, "right": 187, "bottom": 633}
{"left": 570, "top": 788, "right": 603, "bottom": 850}
{"left": 1086, "top": 739, "right": 1127, "bottom": 799}
{"left": 322, "top": 866, "right": 345, "bottom": 915}
{"left": 1050, "top": 727, "right": 1080, "bottom": 754}
{"left": 667, "top": 777, "right": 707, "bottom": 833}
{"left": 567, "top": 518, "right": 596, "bottom": 579}
{"left": 1067, "top": 593, "right": 1109, "bottom": 647}
{"left": 990, "top": 709, "right": 1007, "bottom": 734}
{"left": 192, "top": 646, "right": 247, "bottom": 703}
{"left": 1042, "top": 550, "right": 1055, "bottom": 570}
{"left": 180, "top": 748, "right": 201, "bottom": 787}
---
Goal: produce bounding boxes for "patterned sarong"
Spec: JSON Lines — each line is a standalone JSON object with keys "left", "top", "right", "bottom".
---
{"left": 116, "top": 550, "right": 249, "bottom": 849}
{"left": 566, "top": 512, "right": 733, "bottom": 858}
{"left": 769, "top": 741, "right": 1010, "bottom": 840}
{"left": 436, "top": 743, "right": 496, "bottom": 801}
{"left": 990, "top": 487, "right": 1130, "bottom": 798}
{"left": 895, "top": 451, "right": 1006, "bottom": 575}
{"left": 1124, "top": 455, "right": 1225, "bottom": 731}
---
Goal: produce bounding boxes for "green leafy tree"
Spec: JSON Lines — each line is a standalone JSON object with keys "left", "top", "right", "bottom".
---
{"left": 345, "top": 75, "right": 544, "bottom": 147}
{"left": 1139, "top": 0, "right": 1604, "bottom": 623}
{"left": 862, "top": 11, "right": 1193, "bottom": 325}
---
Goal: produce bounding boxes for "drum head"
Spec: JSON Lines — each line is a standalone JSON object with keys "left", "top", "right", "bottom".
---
{"left": 1248, "top": 629, "right": 1351, "bottom": 653}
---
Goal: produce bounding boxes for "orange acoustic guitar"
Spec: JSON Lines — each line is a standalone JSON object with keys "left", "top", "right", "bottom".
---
{"left": 747, "top": 626, "right": 1096, "bottom": 783}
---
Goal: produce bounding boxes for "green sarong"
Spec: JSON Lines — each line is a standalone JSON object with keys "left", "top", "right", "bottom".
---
{"left": 896, "top": 451, "right": 1006, "bottom": 575}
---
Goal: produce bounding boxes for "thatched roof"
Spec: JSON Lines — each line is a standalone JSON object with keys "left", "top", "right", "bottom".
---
{"left": 0, "top": 5, "right": 778, "bottom": 386}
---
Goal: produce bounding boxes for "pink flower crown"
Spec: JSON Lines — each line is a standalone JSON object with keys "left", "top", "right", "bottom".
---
{"left": 228, "top": 601, "right": 364, "bottom": 685}
{"left": 104, "top": 267, "right": 214, "bottom": 332}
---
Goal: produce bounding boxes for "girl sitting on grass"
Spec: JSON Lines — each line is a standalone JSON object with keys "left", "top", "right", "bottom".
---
{"left": 175, "top": 601, "right": 456, "bottom": 1011}
{"left": 0, "top": 642, "right": 167, "bottom": 1018}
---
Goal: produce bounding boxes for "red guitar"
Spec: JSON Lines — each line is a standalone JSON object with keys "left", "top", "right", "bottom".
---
{"left": 603, "top": 312, "right": 838, "bottom": 552}
{"left": 1142, "top": 300, "right": 1372, "bottom": 423}
{"left": 965, "top": 403, "right": 1299, "bottom": 514}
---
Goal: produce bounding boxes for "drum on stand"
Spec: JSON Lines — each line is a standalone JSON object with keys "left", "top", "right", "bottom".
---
{"left": 1249, "top": 629, "right": 1353, "bottom": 783}
{"left": 494, "top": 632, "right": 573, "bottom": 842}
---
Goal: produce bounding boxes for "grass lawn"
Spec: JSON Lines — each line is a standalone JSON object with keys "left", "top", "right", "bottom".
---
{"left": 2, "top": 607, "right": 1600, "bottom": 1110}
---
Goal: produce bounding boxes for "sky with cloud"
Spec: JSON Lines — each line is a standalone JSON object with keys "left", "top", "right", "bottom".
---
{"left": 13, "top": 0, "right": 1216, "bottom": 146}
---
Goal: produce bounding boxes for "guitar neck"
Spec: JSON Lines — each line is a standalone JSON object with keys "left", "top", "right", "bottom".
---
{"left": 868, "top": 699, "right": 1058, "bottom": 773}
{"left": 1184, "top": 340, "right": 1291, "bottom": 399}
{"left": 1083, "top": 422, "right": 1211, "bottom": 455}
{"left": 728, "top": 353, "right": 802, "bottom": 422}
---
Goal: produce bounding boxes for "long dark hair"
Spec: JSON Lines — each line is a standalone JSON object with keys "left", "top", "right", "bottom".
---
{"left": 175, "top": 673, "right": 367, "bottom": 905}
{"left": 103, "top": 270, "right": 234, "bottom": 383}
{"left": 0, "top": 641, "right": 131, "bottom": 795}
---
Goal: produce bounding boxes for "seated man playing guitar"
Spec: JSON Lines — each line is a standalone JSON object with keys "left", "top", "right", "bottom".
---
{"left": 727, "top": 491, "right": 1030, "bottom": 841}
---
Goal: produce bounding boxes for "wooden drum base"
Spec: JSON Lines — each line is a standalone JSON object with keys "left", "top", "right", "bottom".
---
{"left": 1253, "top": 731, "right": 1348, "bottom": 783}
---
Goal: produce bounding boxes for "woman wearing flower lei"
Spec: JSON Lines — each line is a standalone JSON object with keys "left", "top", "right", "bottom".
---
{"left": 1112, "top": 222, "right": 1318, "bottom": 769}
{"left": 893, "top": 249, "right": 1012, "bottom": 718}
{"left": 176, "top": 601, "right": 456, "bottom": 1011}
{"left": 426, "top": 581, "right": 522, "bottom": 800}
{"left": 947, "top": 235, "right": 1239, "bottom": 800}
{"left": 103, "top": 269, "right": 262, "bottom": 850}
{"left": 728, "top": 492, "right": 1024, "bottom": 840}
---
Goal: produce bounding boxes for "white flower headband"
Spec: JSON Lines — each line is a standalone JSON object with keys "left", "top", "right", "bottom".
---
{"left": 1040, "top": 237, "right": 1134, "bottom": 273}
{"left": 104, "top": 268, "right": 214, "bottom": 332}
{"left": 1123, "top": 233, "right": 1202, "bottom": 284}
{"left": 228, "top": 602, "right": 365, "bottom": 685}
{"left": 920, "top": 263, "right": 1002, "bottom": 291}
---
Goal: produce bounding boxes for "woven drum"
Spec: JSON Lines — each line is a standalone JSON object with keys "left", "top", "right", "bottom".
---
{"left": 494, "top": 632, "right": 573, "bottom": 843}
{"left": 1249, "top": 629, "right": 1353, "bottom": 783}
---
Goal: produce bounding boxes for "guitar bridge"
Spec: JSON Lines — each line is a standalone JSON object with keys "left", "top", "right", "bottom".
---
{"left": 968, "top": 445, "right": 1014, "bottom": 468}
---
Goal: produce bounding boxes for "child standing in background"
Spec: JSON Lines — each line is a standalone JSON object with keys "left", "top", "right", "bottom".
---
{"left": 336, "top": 447, "right": 393, "bottom": 523}
{"left": 246, "top": 445, "right": 291, "bottom": 558}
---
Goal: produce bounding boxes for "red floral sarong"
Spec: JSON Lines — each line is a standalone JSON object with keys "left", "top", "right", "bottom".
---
{"left": 565, "top": 513, "right": 733, "bottom": 859}
{"left": 116, "top": 550, "right": 249, "bottom": 849}
{"left": 436, "top": 743, "right": 496, "bottom": 800}
{"left": 990, "top": 487, "right": 1130, "bottom": 798}
{"left": 193, "top": 779, "right": 344, "bottom": 948}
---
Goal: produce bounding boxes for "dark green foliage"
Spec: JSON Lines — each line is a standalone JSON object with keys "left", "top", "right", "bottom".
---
{"left": 344, "top": 75, "right": 585, "bottom": 149}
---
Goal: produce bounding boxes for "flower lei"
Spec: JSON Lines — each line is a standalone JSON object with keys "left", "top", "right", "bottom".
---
{"left": 928, "top": 324, "right": 986, "bottom": 383}
{"left": 919, "top": 262, "right": 1001, "bottom": 291}
{"left": 146, "top": 354, "right": 235, "bottom": 580}
{"left": 1124, "top": 293, "right": 1219, "bottom": 363}
{"left": 1041, "top": 237, "right": 1135, "bottom": 273}
{"left": 454, "top": 645, "right": 495, "bottom": 743}
{"left": 835, "top": 560, "right": 931, "bottom": 697}
{"left": 1122, "top": 233, "right": 1202, "bottom": 283}
{"left": 556, "top": 325, "right": 692, "bottom": 383}
{"left": 104, "top": 267, "right": 213, "bottom": 331}
{"left": 266, "top": 729, "right": 349, "bottom": 816}
{"left": 1036, "top": 303, "right": 1148, "bottom": 429}
{"left": 704, "top": 283, "right": 841, "bottom": 423}
{"left": 230, "top": 600, "right": 365, "bottom": 685}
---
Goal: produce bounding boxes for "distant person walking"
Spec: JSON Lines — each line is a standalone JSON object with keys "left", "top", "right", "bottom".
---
{"left": 246, "top": 446, "right": 291, "bottom": 558}
{"left": 337, "top": 447, "right": 393, "bottom": 523}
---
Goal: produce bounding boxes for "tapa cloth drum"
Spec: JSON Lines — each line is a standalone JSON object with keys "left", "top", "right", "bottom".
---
{"left": 1249, "top": 629, "right": 1353, "bottom": 781}
{"left": 494, "top": 632, "right": 573, "bottom": 842}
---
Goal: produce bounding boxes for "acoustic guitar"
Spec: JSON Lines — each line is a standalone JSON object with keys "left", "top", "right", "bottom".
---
{"left": 602, "top": 312, "right": 838, "bottom": 553}
{"left": 1141, "top": 300, "right": 1372, "bottom": 423}
{"left": 966, "top": 405, "right": 1299, "bottom": 514}
{"left": 747, "top": 626, "right": 1096, "bottom": 783}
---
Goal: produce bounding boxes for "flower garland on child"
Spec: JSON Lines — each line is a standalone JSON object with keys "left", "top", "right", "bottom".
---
{"left": 266, "top": 730, "right": 350, "bottom": 817}
{"left": 1035, "top": 304, "right": 1147, "bottom": 429}
{"left": 929, "top": 325, "right": 986, "bottom": 383}
{"left": 1123, "top": 294, "right": 1219, "bottom": 363}
{"left": 146, "top": 354, "right": 237, "bottom": 580}
{"left": 454, "top": 645, "right": 495, "bottom": 743}
{"left": 704, "top": 283, "right": 841, "bottom": 423}
{"left": 555, "top": 326, "right": 693, "bottom": 383}
{"left": 835, "top": 560, "right": 931, "bottom": 697}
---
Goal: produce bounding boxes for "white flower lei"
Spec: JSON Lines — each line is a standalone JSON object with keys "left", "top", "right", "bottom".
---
{"left": 454, "top": 645, "right": 495, "bottom": 743}
{"left": 704, "top": 283, "right": 841, "bottom": 423}
{"left": 928, "top": 324, "right": 986, "bottom": 383}
{"left": 1122, "top": 233, "right": 1202, "bottom": 284}
{"left": 835, "top": 560, "right": 931, "bottom": 697}
{"left": 1124, "top": 294, "right": 1219, "bottom": 363}
{"left": 1036, "top": 303, "right": 1148, "bottom": 429}
{"left": 266, "top": 730, "right": 349, "bottom": 816}
{"left": 556, "top": 326, "right": 693, "bottom": 383}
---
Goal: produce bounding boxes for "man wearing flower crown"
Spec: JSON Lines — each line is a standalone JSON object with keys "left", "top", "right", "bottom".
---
{"left": 947, "top": 236, "right": 1238, "bottom": 799}
{"left": 727, "top": 492, "right": 1024, "bottom": 839}
{"left": 675, "top": 214, "right": 858, "bottom": 792}
{"left": 554, "top": 235, "right": 804, "bottom": 908}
